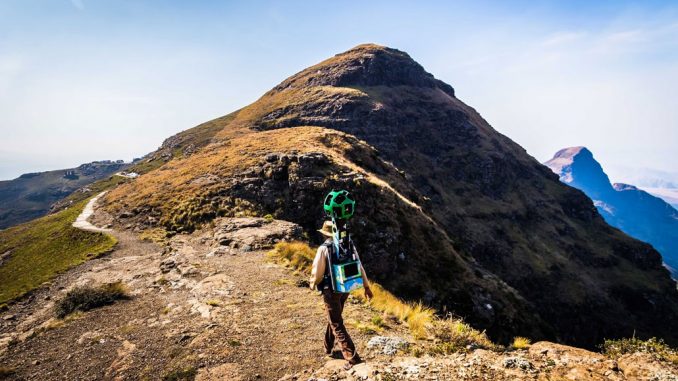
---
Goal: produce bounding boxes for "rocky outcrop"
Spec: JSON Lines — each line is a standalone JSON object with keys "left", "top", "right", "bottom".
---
{"left": 287, "top": 341, "right": 678, "bottom": 381}
{"left": 213, "top": 217, "right": 302, "bottom": 250}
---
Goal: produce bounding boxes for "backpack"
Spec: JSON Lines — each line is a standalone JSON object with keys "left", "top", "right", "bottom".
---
{"left": 320, "top": 238, "right": 364, "bottom": 293}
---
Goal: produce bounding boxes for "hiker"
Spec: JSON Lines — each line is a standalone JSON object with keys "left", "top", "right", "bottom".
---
{"left": 310, "top": 219, "right": 373, "bottom": 368}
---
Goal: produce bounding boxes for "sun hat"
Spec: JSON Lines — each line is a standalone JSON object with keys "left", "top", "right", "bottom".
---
{"left": 317, "top": 220, "right": 334, "bottom": 237}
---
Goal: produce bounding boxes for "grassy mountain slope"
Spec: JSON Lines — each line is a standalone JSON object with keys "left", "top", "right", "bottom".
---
{"left": 50, "top": 111, "right": 240, "bottom": 212}
{"left": 0, "top": 198, "right": 117, "bottom": 305}
{"left": 100, "top": 44, "right": 678, "bottom": 347}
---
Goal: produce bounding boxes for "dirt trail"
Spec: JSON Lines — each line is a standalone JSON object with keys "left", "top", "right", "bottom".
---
{"left": 0, "top": 207, "right": 399, "bottom": 380}
{"left": 72, "top": 192, "right": 112, "bottom": 233}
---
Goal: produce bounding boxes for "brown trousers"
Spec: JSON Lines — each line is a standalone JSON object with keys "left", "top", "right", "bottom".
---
{"left": 322, "top": 289, "right": 360, "bottom": 364}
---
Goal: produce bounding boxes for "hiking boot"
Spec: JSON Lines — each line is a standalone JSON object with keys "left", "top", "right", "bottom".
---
{"left": 325, "top": 350, "right": 342, "bottom": 360}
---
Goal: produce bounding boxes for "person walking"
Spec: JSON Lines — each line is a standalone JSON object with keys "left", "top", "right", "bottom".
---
{"left": 310, "top": 220, "right": 373, "bottom": 369}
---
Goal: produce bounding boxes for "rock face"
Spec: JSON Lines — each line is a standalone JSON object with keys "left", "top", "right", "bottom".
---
{"left": 102, "top": 44, "right": 678, "bottom": 348}
{"left": 0, "top": 161, "right": 126, "bottom": 229}
{"left": 213, "top": 217, "right": 302, "bottom": 250}
{"left": 545, "top": 146, "right": 678, "bottom": 276}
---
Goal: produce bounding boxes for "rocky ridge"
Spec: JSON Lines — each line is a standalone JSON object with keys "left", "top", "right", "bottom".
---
{"left": 99, "top": 44, "right": 678, "bottom": 348}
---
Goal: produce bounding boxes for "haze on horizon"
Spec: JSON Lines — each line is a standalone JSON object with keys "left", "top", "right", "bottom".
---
{"left": 1, "top": 0, "right": 677, "bottom": 186}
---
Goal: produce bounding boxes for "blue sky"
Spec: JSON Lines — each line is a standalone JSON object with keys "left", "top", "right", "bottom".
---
{"left": 1, "top": 1, "right": 677, "bottom": 185}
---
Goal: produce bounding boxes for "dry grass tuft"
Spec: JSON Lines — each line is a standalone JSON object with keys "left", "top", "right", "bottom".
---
{"left": 348, "top": 319, "right": 382, "bottom": 335}
{"left": 139, "top": 228, "right": 168, "bottom": 244}
{"left": 267, "top": 241, "right": 315, "bottom": 273}
{"left": 427, "top": 318, "right": 497, "bottom": 354}
{"left": 352, "top": 283, "right": 434, "bottom": 339}
{"left": 205, "top": 299, "right": 221, "bottom": 307}
{"left": 512, "top": 336, "right": 531, "bottom": 349}
{"left": 54, "top": 282, "right": 129, "bottom": 318}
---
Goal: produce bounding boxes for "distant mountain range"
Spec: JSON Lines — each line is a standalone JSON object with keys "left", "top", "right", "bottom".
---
{"left": 641, "top": 187, "right": 678, "bottom": 210}
{"left": 0, "top": 160, "right": 128, "bottom": 229}
{"left": 545, "top": 147, "right": 678, "bottom": 276}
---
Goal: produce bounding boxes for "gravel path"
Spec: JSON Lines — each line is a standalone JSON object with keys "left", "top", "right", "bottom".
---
{"left": 72, "top": 192, "right": 111, "bottom": 233}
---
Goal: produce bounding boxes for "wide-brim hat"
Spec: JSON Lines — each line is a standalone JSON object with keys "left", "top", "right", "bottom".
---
{"left": 317, "top": 220, "right": 334, "bottom": 237}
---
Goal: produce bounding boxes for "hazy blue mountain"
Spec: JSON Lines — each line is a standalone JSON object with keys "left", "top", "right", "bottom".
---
{"left": 545, "top": 147, "right": 678, "bottom": 276}
{"left": 641, "top": 187, "right": 678, "bottom": 210}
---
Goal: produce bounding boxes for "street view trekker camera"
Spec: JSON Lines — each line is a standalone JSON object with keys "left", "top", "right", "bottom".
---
{"left": 323, "top": 190, "right": 363, "bottom": 293}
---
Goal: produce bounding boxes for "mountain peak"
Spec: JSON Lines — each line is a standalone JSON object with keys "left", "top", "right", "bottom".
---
{"left": 272, "top": 43, "right": 455, "bottom": 96}
{"left": 544, "top": 146, "right": 613, "bottom": 196}
{"left": 552, "top": 146, "right": 591, "bottom": 160}
{"left": 613, "top": 183, "right": 639, "bottom": 191}
{"left": 101, "top": 46, "right": 678, "bottom": 348}
{"left": 544, "top": 146, "right": 594, "bottom": 180}
{"left": 546, "top": 150, "right": 678, "bottom": 277}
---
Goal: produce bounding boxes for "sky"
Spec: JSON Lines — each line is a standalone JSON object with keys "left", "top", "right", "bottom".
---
{"left": 0, "top": 0, "right": 677, "bottom": 185}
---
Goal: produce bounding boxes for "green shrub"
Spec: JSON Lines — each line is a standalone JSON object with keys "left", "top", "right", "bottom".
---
{"left": 263, "top": 214, "right": 274, "bottom": 223}
{"left": 54, "top": 282, "right": 129, "bottom": 318}
{"left": 162, "top": 366, "right": 196, "bottom": 381}
{"left": 428, "top": 319, "right": 497, "bottom": 354}
{"left": 601, "top": 337, "right": 678, "bottom": 364}
{"left": 371, "top": 315, "right": 386, "bottom": 328}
